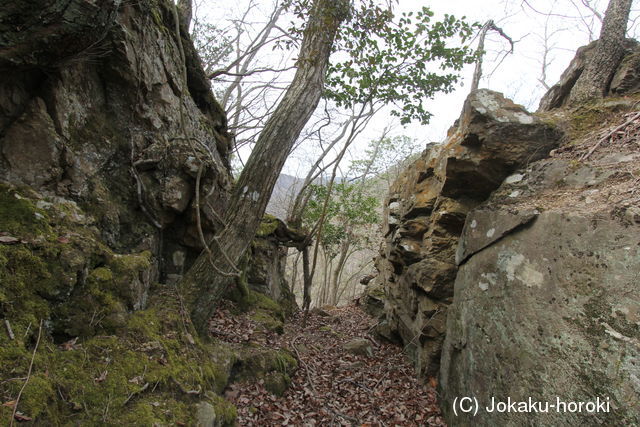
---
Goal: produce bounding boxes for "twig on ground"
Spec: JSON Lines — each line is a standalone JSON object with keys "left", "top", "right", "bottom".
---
{"left": 4, "top": 319, "right": 15, "bottom": 340}
{"left": 10, "top": 319, "right": 43, "bottom": 427}
{"left": 291, "top": 334, "right": 317, "bottom": 394}
{"left": 123, "top": 382, "right": 150, "bottom": 406}
{"left": 581, "top": 111, "right": 640, "bottom": 161}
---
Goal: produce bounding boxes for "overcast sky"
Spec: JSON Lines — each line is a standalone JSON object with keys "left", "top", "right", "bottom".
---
{"left": 196, "top": 0, "right": 637, "bottom": 176}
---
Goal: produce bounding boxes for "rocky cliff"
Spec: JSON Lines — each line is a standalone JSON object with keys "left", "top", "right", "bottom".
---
{"left": 369, "top": 44, "right": 640, "bottom": 425}
{"left": 367, "top": 90, "right": 561, "bottom": 376}
{"left": 0, "top": 1, "right": 296, "bottom": 424}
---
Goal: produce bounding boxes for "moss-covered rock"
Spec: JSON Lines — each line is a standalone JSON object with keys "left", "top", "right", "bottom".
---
{"left": 0, "top": 288, "right": 238, "bottom": 425}
{"left": 231, "top": 347, "right": 297, "bottom": 396}
{"left": 0, "top": 185, "right": 239, "bottom": 425}
{"left": 256, "top": 214, "right": 280, "bottom": 237}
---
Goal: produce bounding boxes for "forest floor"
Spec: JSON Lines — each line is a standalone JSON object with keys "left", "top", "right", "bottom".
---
{"left": 210, "top": 303, "right": 445, "bottom": 426}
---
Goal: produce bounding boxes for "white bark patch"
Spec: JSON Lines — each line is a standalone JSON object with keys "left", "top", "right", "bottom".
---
{"left": 486, "top": 228, "right": 495, "bottom": 238}
{"left": 470, "top": 219, "right": 477, "bottom": 229}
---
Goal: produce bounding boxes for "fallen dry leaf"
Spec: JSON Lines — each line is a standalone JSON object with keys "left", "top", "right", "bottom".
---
{"left": 14, "top": 412, "right": 33, "bottom": 422}
{"left": 0, "top": 235, "right": 19, "bottom": 244}
{"left": 221, "top": 304, "right": 446, "bottom": 426}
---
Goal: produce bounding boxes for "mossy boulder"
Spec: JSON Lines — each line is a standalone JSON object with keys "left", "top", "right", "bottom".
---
{"left": 244, "top": 215, "right": 301, "bottom": 317}
{"left": 231, "top": 347, "right": 297, "bottom": 396}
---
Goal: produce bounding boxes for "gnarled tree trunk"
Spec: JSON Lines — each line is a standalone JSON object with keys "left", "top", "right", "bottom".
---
{"left": 568, "top": 0, "right": 633, "bottom": 104}
{"left": 180, "top": 0, "right": 350, "bottom": 335}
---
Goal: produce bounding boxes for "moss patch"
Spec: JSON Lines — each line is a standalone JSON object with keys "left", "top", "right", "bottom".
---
{"left": 0, "top": 185, "right": 238, "bottom": 425}
{"left": 256, "top": 214, "right": 279, "bottom": 237}
{"left": 0, "top": 288, "right": 238, "bottom": 426}
{"left": 0, "top": 183, "right": 50, "bottom": 237}
{"left": 232, "top": 347, "right": 297, "bottom": 396}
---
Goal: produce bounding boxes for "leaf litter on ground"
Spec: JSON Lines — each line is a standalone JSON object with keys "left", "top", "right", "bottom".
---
{"left": 211, "top": 303, "right": 445, "bottom": 426}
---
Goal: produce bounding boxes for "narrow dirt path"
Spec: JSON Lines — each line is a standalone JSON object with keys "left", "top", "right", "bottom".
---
{"left": 217, "top": 304, "right": 445, "bottom": 426}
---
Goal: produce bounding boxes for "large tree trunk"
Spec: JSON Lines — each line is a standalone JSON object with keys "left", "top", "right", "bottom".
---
{"left": 568, "top": 0, "right": 633, "bottom": 104}
{"left": 180, "top": 0, "right": 350, "bottom": 335}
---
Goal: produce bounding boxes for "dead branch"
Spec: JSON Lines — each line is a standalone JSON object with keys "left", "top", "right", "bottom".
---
{"left": 4, "top": 319, "right": 15, "bottom": 340}
{"left": 10, "top": 319, "right": 43, "bottom": 427}
{"left": 471, "top": 20, "right": 514, "bottom": 92}
{"left": 291, "top": 334, "right": 317, "bottom": 394}
{"left": 581, "top": 111, "right": 640, "bottom": 160}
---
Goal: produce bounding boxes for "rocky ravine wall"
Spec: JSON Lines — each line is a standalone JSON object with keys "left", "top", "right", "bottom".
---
{"left": 368, "top": 43, "right": 640, "bottom": 425}
{"left": 439, "top": 59, "right": 640, "bottom": 425}
{"left": 1, "top": 0, "right": 233, "bottom": 291}
{"left": 0, "top": 1, "right": 297, "bottom": 424}
{"left": 367, "top": 89, "right": 561, "bottom": 376}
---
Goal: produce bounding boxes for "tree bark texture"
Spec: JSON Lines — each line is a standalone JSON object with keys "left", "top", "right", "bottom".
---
{"left": 0, "top": 0, "right": 121, "bottom": 69}
{"left": 330, "top": 240, "right": 350, "bottom": 305}
{"left": 180, "top": 0, "right": 350, "bottom": 335}
{"left": 568, "top": 0, "right": 633, "bottom": 104}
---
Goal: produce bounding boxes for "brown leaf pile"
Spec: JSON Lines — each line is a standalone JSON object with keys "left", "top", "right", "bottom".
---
{"left": 220, "top": 304, "right": 445, "bottom": 426}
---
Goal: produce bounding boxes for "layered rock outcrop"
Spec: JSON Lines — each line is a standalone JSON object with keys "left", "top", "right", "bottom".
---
{"left": 369, "top": 90, "right": 561, "bottom": 376}
{"left": 371, "top": 42, "right": 640, "bottom": 425}
{"left": 247, "top": 216, "right": 305, "bottom": 315}
{"left": 539, "top": 39, "right": 640, "bottom": 111}
{"left": 436, "top": 43, "right": 640, "bottom": 425}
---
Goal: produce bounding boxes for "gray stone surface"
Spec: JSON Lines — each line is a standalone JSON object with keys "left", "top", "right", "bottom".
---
{"left": 439, "top": 133, "right": 640, "bottom": 425}
{"left": 343, "top": 338, "right": 374, "bottom": 357}
{"left": 441, "top": 210, "right": 640, "bottom": 426}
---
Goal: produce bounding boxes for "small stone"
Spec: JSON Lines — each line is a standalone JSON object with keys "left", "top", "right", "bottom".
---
{"left": 36, "top": 200, "right": 52, "bottom": 209}
{"left": 343, "top": 338, "right": 374, "bottom": 357}
{"left": 625, "top": 206, "right": 640, "bottom": 224}
{"left": 505, "top": 173, "right": 524, "bottom": 184}
{"left": 195, "top": 402, "right": 217, "bottom": 427}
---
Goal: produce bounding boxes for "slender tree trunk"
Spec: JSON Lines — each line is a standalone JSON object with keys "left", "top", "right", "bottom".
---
{"left": 180, "top": 0, "right": 350, "bottom": 335}
{"left": 470, "top": 20, "right": 513, "bottom": 92}
{"left": 330, "top": 240, "right": 350, "bottom": 305}
{"left": 289, "top": 250, "right": 301, "bottom": 295}
{"left": 470, "top": 21, "right": 490, "bottom": 92}
{"left": 569, "top": 0, "right": 632, "bottom": 104}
